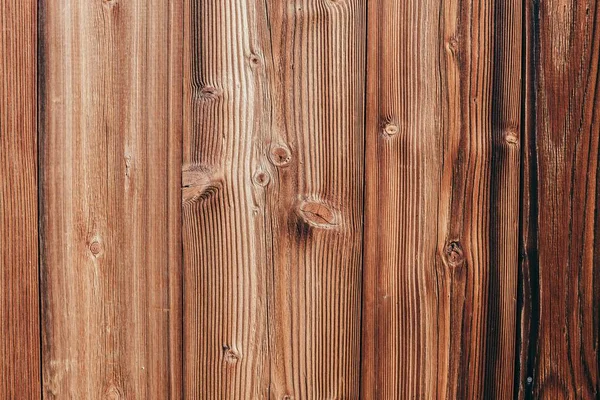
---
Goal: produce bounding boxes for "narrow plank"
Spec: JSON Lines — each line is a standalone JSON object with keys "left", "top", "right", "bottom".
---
{"left": 517, "top": 0, "right": 600, "bottom": 398}
{"left": 484, "top": 0, "right": 522, "bottom": 398}
{"left": 263, "top": 1, "right": 365, "bottom": 397}
{"left": 39, "top": 0, "right": 183, "bottom": 397}
{"left": 182, "top": 0, "right": 270, "bottom": 395}
{"left": 362, "top": 0, "right": 520, "bottom": 397}
{"left": 182, "top": 0, "right": 366, "bottom": 397}
{"left": 0, "top": 0, "right": 41, "bottom": 397}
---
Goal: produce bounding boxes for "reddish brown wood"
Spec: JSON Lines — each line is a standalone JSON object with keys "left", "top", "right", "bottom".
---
{"left": 518, "top": 0, "right": 600, "bottom": 398}
{"left": 182, "top": 0, "right": 366, "bottom": 397}
{"left": 2, "top": 0, "right": 599, "bottom": 396}
{"left": 0, "top": 0, "right": 41, "bottom": 397}
{"left": 362, "top": 0, "right": 522, "bottom": 397}
{"left": 39, "top": 0, "right": 183, "bottom": 397}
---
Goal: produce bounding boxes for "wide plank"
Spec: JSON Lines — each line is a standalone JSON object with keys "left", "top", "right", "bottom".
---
{"left": 182, "top": 0, "right": 366, "bottom": 397}
{"left": 362, "top": 0, "right": 521, "bottom": 397}
{"left": 39, "top": 0, "right": 183, "bottom": 397}
{"left": 517, "top": 0, "right": 600, "bottom": 397}
{"left": 0, "top": 0, "right": 41, "bottom": 397}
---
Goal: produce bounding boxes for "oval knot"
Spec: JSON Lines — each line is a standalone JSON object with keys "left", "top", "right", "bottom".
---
{"left": 297, "top": 201, "right": 337, "bottom": 228}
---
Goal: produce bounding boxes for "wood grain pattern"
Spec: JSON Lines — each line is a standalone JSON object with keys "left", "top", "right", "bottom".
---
{"left": 39, "top": 0, "right": 183, "bottom": 397}
{"left": 0, "top": 0, "right": 41, "bottom": 397}
{"left": 4, "top": 0, "right": 600, "bottom": 396}
{"left": 182, "top": 0, "right": 366, "bottom": 397}
{"left": 362, "top": 0, "right": 521, "bottom": 398}
{"left": 518, "top": 0, "right": 600, "bottom": 398}
{"left": 485, "top": 0, "right": 522, "bottom": 398}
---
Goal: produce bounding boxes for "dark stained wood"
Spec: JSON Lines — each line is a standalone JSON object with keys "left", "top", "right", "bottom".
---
{"left": 39, "top": 0, "right": 183, "bottom": 397}
{"left": 182, "top": 0, "right": 366, "bottom": 397}
{"left": 0, "top": 0, "right": 41, "bottom": 397}
{"left": 362, "top": 0, "right": 521, "bottom": 398}
{"left": 518, "top": 0, "right": 600, "bottom": 398}
{"left": 485, "top": 0, "right": 522, "bottom": 398}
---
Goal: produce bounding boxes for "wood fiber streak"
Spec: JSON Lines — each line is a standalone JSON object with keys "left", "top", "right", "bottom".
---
{"left": 0, "top": 0, "right": 41, "bottom": 397}
{"left": 362, "top": 0, "right": 521, "bottom": 398}
{"left": 182, "top": 0, "right": 365, "bottom": 397}
{"left": 39, "top": 0, "right": 183, "bottom": 397}
{"left": 518, "top": 0, "right": 600, "bottom": 398}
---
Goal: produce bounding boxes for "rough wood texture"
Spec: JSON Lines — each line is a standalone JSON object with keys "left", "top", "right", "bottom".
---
{"left": 518, "top": 0, "right": 600, "bottom": 398}
{"left": 39, "top": 0, "right": 183, "bottom": 397}
{"left": 362, "top": 0, "right": 521, "bottom": 398}
{"left": 5, "top": 0, "right": 600, "bottom": 397}
{"left": 182, "top": 0, "right": 366, "bottom": 397}
{"left": 485, "top": 0, "right": 522, "bottom": 398}
{"left": 0, "top": 0, "right": 41, "bottom": 398}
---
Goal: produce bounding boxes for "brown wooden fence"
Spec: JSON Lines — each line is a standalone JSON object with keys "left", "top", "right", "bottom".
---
{"left": 1, "top": 0, "right": 598, "bottom": 398}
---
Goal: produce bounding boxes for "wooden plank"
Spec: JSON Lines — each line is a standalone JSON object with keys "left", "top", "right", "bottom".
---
{"left": 484, "top": 0, "right": 522, "bottom": 398}
{"left": 182, "top": 0, "right": 366, "bottom": 397}
{"left": 39, "top": 0, "right": 183, "bottom": 397}
{"left": 0, "top": 0, "right": 41, "bottom": 397}
{"left": 362, "top": 0, "right": 521, "bottom": 397}
{"left": 517, "top": 0, "right": 600, "bottom": 398}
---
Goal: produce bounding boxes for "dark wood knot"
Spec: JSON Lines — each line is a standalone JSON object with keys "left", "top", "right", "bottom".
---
{"left": 269, "top": 145, "right": 292, "bottom": 167}
{"left": 443, "top": 241, "right": 465, "bottom": 267}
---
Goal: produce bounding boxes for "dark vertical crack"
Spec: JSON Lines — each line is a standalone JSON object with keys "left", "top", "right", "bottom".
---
{"left": 514, "top": 0, "right": 541, "bottom": 398}
{"left": 358, "top": 0, "right": 370, "bottom": 398}
{"left": 37, "top": 0, "right": 46, "bottom": 398}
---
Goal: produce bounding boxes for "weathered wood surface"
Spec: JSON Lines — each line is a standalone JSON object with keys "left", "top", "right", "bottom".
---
{"left": 0, "top": 0, "right": 41, "bottom": 398}
{"left": 39, "top": 0, "right": 183, "bottom": 397}
{"left": 362, "top": 0, "right": 522, "bottom": 398}
{"left": 2, "top": 0, "right": 600, "bottom": 398}
{"left": 182, "top": 0, "right": 366, "bottom": 397}
{"left": 518, "top": 0, "right": 600, "bottom": 398}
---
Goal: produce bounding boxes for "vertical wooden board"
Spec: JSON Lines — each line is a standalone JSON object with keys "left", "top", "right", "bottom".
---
{"left": 182, "top": 0, "right": 269, "bottom": 396}
{"left": 263, "top": 1, "right": 365, "bottom": 397}
{"left": 362, "top": 0, "right": 521, "bottom": 398}
{"left": 518, "top": 0, "right": 600, "bottom": 398}
{"left": 0, "top": 0, "right": 41, "bottom": 397}
{"left": 485, "top": 0, "right": 522, "bottom": 398}
{"left": 182, "top": 0, "right": 365, "bottom": 397}
{"left": 39, "top": 0, "right": 183, "bottom": 398}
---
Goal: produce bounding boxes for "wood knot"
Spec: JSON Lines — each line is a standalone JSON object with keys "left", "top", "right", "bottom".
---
{"left": 104, "top": 383, "right": 124, "bottom": 399}
{"left": 504, "top": 129, "right": 519, "bottom": 145}
{"left": 102, "top": 0, "right": 118, "bottom": 8}
{"left": 182, "top": 164, "right": 221, "bottom": 205}
{"left": 297, "top": 200, "right": 337, "bottom": 228}
{"left": 222, "top": 345, "right": 240, "bottom": 365}
{"left": 248, "top": 52, "right": 262, "bottom": 67}
{"left": 89, "top": 240, "right": 103, "bottom": 257}
{"left": 443, "top": 241, "right": 465, "bottom": 267}
{"left": 383, "top": 122, "right": 399, "bottom": 137}
{"left": 196, "top": 86, "right": 222, "bottom": 101}
{"left": 445, "top": 36, "right": 459, "bottom": 55}
{"left": 124, "top": 155, "right": 132, "bottom": 178}
{"left": 252, "top": 170, "right": 270, "bottom": 187}
{"left": 269, "top": 144, "right": 292, "bottom": 167}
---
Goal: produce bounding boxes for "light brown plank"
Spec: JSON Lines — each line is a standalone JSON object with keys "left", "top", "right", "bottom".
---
{"left": 362, "top": 0, "right": 521, "bottom": 397}
{"left": 182, "top": 0, "right": 366, "bottom": 397}
{"left": 39, "top": 0, "right": 183, "bottom": 397}
{"left": 0, "top": 0, "right": 41, "bottom": 397}
{"left": 517, "top": 0, "right": 600, "bottom": 397}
